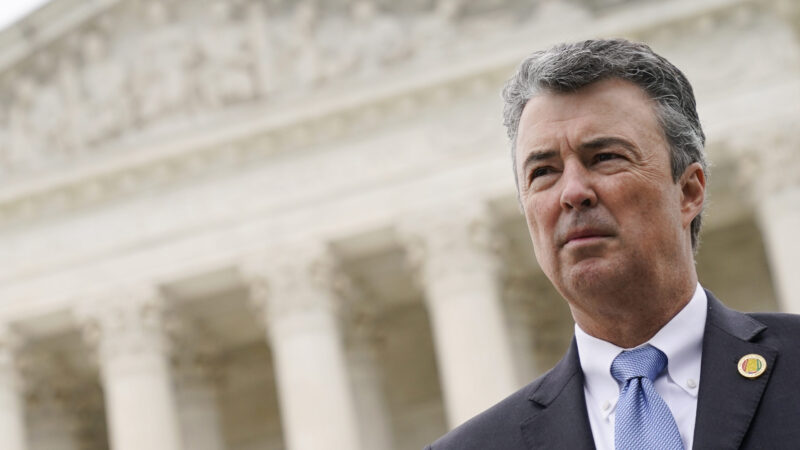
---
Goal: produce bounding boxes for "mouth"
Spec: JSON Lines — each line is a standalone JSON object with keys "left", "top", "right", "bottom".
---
{"left": 562, "top": 229, "right": 614, "bottom": 247}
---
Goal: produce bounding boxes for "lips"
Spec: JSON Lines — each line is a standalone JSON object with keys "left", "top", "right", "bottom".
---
{"left": 561, "top": 228, "right": 614, "bottom": 247}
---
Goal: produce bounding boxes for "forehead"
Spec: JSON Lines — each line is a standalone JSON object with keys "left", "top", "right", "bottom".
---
{"left": 516, "top": 78, "right": 663, "bottom": 150}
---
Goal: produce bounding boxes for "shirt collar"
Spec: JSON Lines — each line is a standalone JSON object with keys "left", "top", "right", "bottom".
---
{"left": 648, "top": 283, "right": 706, "bottom": 396}
{"left": 575, "top": 322, "right": 624, "bottom": 418}
{"left": 575, "top": 283, "right": 707, "bottom": 414}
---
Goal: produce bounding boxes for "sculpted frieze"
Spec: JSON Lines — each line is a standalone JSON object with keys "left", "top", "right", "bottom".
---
{"left": 0, "top": 0, "right": 583, "bottom": 178}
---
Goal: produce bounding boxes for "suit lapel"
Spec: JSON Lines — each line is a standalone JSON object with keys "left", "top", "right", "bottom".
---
{"left": 520, "top": 339, "right": 595, "bottom": 450}
{"left": 693, "top": 291, "right": 777, "bottom": 450}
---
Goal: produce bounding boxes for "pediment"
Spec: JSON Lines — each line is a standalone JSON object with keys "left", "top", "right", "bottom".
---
{"left": 0, "top": 0, "right": 601, "bottom": 179}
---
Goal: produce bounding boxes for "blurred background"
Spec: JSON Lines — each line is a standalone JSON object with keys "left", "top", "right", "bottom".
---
{"left": 0, "top": 0, "right": 798, "bottom": 449}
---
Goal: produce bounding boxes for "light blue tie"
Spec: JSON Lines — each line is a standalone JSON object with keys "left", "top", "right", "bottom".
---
{"left": 611, "top": 345, "right": 684, "bottom": 450}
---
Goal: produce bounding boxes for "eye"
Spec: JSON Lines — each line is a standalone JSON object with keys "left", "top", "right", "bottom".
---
{"left": 594, "top": 153, "right": 620, "bottom": 163}
{"left": 529, "top": 166, "right": 553, "bottom": 182}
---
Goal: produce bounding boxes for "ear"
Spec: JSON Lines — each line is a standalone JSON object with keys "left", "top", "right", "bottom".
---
{"left": 679, "top": 162, "right": 706, "bottom": 228}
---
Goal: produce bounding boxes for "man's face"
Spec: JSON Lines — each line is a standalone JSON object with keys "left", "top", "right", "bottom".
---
{"left": 515, "top": 78, "right": 696, "bottom": 308}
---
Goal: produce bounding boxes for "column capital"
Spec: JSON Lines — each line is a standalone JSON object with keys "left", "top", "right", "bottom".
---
{"left": 18, "top": 350, "right": 68, "bottom": 406}
{"left": 730, "top": 130, "right": 800, "bottom": 199}
{"left": 76, "top": 284, "right": 170, "bottom": 363}
{"left": 398, "top": 202, "right": 507, "bottom": 285}
{"left": 240, "top": 242, "right": 350, "bottom": 322}
{"left": 342, "top": 299, "right": 385, "bottom": 355}
{"left": 165, "top": 316, "right": 223, "bottom": 389}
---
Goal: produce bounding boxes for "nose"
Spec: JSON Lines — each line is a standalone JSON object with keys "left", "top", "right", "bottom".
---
{"left": 559, "top": 162, "right": 597, "bottom": 211}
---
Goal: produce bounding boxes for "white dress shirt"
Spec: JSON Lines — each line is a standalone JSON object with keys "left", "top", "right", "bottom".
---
{"left": 575, "top": 283, "right": 707, "bottom": 450}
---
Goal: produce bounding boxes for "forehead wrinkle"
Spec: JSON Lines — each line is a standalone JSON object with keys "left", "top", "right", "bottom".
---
{"left": 521, "top": 134, "right": 636, "bottom": 169}
{"left": 577, "top": 136, "right": 639, "bottom": 155}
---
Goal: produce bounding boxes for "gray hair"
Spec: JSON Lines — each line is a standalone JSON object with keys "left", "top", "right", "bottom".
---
{"left": 502, "top": 38, "right": 708, "bottom": 251}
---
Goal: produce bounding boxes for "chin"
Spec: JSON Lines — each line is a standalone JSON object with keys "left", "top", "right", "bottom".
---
{"left": 561, "top": 259, "right": 624, "bottom": 296}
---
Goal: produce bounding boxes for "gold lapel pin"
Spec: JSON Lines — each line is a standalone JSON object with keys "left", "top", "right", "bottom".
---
{"left": 737, "top": 354, "right": 767, "bottom": 379}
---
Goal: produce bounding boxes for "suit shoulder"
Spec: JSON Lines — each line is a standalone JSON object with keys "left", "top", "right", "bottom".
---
{"left": 748, "top": 310, "right": 800, "bottom": 325}
{"left": 748, "top": 311, "right": 800, "bottom": 346}
{"left": 427, "top": 378, "right": 544, "bottom": 450}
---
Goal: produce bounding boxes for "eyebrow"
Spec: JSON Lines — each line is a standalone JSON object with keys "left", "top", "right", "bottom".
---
{"left": 521, "top": 150, "right": 558, "bottom": 174}
{"left": 520, "top": 137, "right": 637, "bottom": 173}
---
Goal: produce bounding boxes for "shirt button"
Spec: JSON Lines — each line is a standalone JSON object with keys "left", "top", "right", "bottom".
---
{"left": 602, "top": 400, "right": 611, "bottom": 411}
{"left": 686, "top": 378, "right": 697, "bottom": 389}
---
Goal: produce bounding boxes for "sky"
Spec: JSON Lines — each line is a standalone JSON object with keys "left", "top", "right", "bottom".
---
{"left": 0, "top": 0, "right": 52, "bottom": 32}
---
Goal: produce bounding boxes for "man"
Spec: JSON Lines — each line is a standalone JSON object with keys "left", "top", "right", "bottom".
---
{"left": 426, "top": 39, "right": 800, "bottom": 449}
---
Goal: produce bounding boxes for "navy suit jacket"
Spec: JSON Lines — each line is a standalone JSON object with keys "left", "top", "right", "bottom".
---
{"left": 426, "top": 291, "right": 800, "bottom": 449}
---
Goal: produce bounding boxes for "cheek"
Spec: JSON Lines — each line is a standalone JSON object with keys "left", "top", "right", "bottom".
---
{"left": 524, "top": 209, "right": 556, "bottom": 277}
{"left": 614, "top": 182, "right": 682, "bottom": 240}
{"left": 524, "top": 198, "right": 556, "bottom": 247}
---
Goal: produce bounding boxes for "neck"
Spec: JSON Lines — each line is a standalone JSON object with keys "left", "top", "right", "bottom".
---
{"left": 569, "top": 274, "right": 697, "bottom": 349}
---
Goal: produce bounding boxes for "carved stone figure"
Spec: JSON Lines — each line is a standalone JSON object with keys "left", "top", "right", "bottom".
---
{"left": 276, "top": 1, "right": 323, "bottom": 87}
{"left": 244, "top": 0, "right": 277, "bottom": 97}
{"left": 412, "top": 0, "right": 465, "bottom": 58}
{"left": 6, "top": 76, "right": 43, "bottom": 171}
{"left": 194, "top": 1, "right": 258, "bottom": 108}
{"left": 79, "top": 31, "right": 132, "bottom": 145}
{"left": 29, "top": 78, "right": 69, "bottom": 159}
{"left": 345, "top": 1, "right": 411, "bottom": 78}
{"left": 131, "top": 1, "right": 193, "bottom": 123}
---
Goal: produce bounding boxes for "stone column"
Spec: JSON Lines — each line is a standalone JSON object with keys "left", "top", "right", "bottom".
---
{"left": 752, "top": 140, "right": 800, "bottom": 313}
{"left": 24, "top": 389, "right": 77, "bottom": 450}
{"left": 173, "top": 356, "right": 225, "bottom": 450}
{"left": 0, "top": 328, "right": 27, "bottom": 450}
{"left": 758, "top": 187, "right": 800, "bottom": 313}
{"left": 757, "top": 186, "right": 800, "bottom": 313}
{"left": 402, "top": 204, "right": 518, "bottom": 428}
{"left": 167, "top": 315, "right": 226, "bottom": 450}
{"left": 19, "top": 348, "right": 97, "bottom": 450}
{"left": 80, "top": 287, "right": 182, "bottom": 450}
{"left": 344, "top": 311, "right": 394, "bottom": 450}
{"left": 244, "top": 245, "right": 361, "bottom": 450}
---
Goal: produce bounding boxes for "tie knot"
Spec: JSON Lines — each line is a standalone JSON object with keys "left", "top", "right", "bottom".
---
{"left": 611, "top": 344, "right": 667, "bottom": 383}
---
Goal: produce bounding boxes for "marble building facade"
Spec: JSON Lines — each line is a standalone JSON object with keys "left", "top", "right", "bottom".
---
{"left": 0, "top": 0, "right": 798, "bottom": 449}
